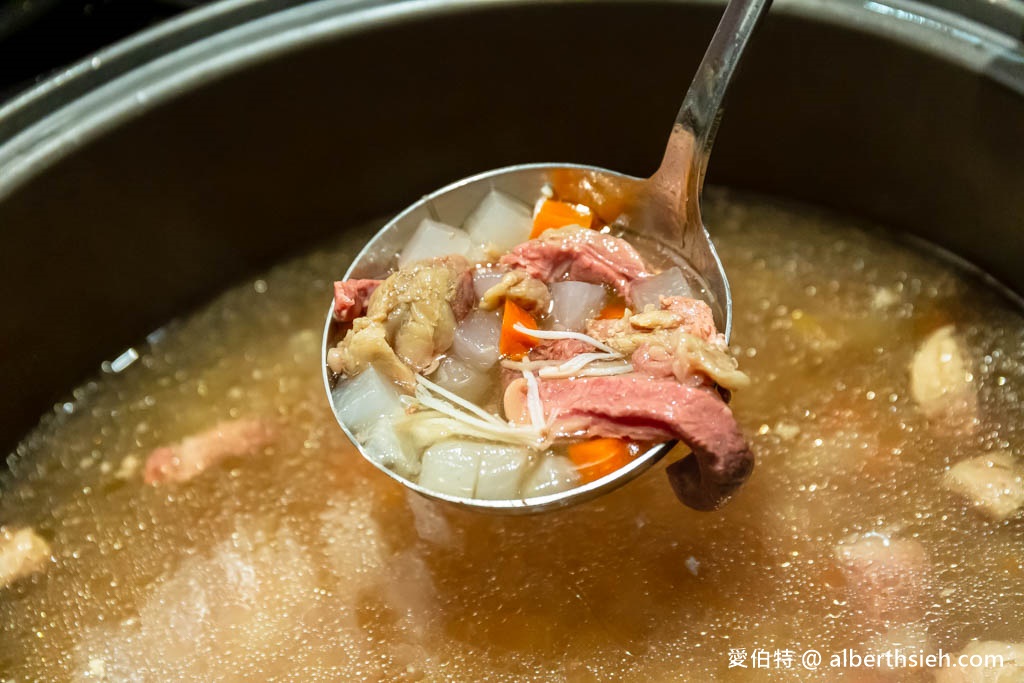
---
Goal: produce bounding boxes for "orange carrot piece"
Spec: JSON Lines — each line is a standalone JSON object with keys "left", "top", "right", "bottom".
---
{"left": 500, "top": 299, "right": 540, "bottom": 359}
{"left": 597, "top": 303, "right": 627, "bottom": 320}
{"left": 567, "top": 438, "right": 634, "bottom": 483}
{"left": 530, "top": 199, "right": 594, "bottom": 239}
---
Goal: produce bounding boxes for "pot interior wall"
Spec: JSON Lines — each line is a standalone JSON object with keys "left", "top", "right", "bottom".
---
{"left": 1, "top": 0, "right": 1021, "bottom": 455}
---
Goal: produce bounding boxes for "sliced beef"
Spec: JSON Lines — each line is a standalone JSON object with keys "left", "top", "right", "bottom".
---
{"left": 0, "top": 526, "right": 51, "bottom": 588}
{"left": 500, "top": 225, "right": 651, "bottom": 298}
{"left": 144, "top": 418, "right": 276, "bottom": 484}
{"left": 330, "top": 255, "right": 474, "bottom": 387}
{"left": 333, "top": 279, "right": 382, "bottom": 322}
{"left": 530, "top": 374, "right": 753, "bottom": 510}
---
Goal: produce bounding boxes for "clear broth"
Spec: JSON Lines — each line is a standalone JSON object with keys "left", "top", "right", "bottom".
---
{"left": 2, "top": 190, "right": 1022, "bottom": 681}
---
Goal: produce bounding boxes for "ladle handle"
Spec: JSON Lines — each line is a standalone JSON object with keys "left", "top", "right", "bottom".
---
{"left": 654, "top": 0, "right": 772, "bottom": 219}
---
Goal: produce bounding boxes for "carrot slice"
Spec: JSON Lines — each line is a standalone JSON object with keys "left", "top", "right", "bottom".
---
{"left": 568, "top": 438, "right": 633, "bottom": 483}
{"left": 500, "top": 299, "right": 540, "bottom": 359}
{"left": 530, "top": 199, "right": 593, "bottom": 239}
{"left": 597, "top": 303, "right": 627, "bottom": 320}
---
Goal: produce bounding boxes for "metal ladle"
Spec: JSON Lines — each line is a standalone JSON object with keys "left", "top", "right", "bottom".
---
{"left": 323, "top": 0, "right": 772, "bottom": 513}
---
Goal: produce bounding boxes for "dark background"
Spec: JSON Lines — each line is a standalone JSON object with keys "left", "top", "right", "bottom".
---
{"left": 0, "top": 0, "right": 203, "bottom": 103}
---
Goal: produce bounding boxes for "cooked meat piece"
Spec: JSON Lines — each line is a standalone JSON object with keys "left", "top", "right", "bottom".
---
{"left": 360, "top": 256, "right": 473, "bottom": 322}
{"left": 588, "top": 321, "right": 678, "bottom": 358}
{"left": 587, "top": 296, "right": 720, "bottom": 349}
{"left": 329, "top": 318, "right": 417, "bottom": 390}
{"left": 944, "top": 451, "right": 1024, "bottom": 521}
{"left": 508, "top": 373, "right": 753, "bottom": 510}
{"left": 659, "top": 296, "right": 721, "bottom": 344}
{"left": 479, "top": 269, "right": 551, "bottom": 313}
{"left": 909, "top": 325, "right": 977, "bottom": 432}
{"left": 627, "top": 309, "right": 685, "bottom": 331}
{"left": 630, "top": 343, "right": 677, "bottom": 379}
{"left": 585, "top": 299, "right": 744, "bottom": 390}
{"left": 333, "top": 279, "right": 382, "bottom": 322}
{"left": 910, "top": 325, "right": 969, "bottom": 410}
{"left": 602, "top": 328, "right": 724, "bottom": 387}
{"left": 499, "top": 338, "right": 599, "bottom": 393}
{"left": 0, "top": 526, "right": 50, "bottom": 588}
{"left": 674, "top": 333, "right": 750, "bottom": 391}
{"left": 331, "top": 256, "right": 474, "bottom": 385}
{"left": 500, "top": 225, "right": 651, "bottom": 298}
{"left": 833, "top": 533, "right": 929, "bottom": 627}
{"left": 529, "top": 338, "right": 596, "bottom": 362}
{"left": 371, "top": 256, "right": 474, "bottom": 369}
{"left": 144, "top": 418, "right": 276, "bottom": 484}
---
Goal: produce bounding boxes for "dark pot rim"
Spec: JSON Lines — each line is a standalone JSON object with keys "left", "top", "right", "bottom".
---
{"left": 0, "top": 0, "right": 1022, "bottom": 206}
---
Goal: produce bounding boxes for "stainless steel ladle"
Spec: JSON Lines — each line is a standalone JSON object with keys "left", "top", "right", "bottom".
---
{"left": 323, "top": 0, "right": 772, "bottom": 513}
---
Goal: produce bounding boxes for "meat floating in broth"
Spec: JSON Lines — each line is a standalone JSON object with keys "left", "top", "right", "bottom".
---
{"left": 1, "top": 191, "right": 1023, "bottom": 681}
{"left": 326, "top": 190, "right": 753, "bottom": 509}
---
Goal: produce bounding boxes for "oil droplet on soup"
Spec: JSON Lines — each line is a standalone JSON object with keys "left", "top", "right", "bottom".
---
{"left": 1, "top": 190, "right": 1022, "bottom": 681}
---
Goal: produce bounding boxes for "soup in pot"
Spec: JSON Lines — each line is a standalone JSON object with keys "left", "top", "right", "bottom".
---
{"left": 1, "top": 190, "right": 1022, "bottom": 681}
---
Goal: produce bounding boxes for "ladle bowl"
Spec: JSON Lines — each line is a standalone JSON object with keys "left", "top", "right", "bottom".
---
{"left": 321, "top": 162, "right": 730, "bottom": 513}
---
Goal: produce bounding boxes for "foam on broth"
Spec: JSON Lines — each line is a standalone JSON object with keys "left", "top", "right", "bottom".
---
{"left": 2, "top": 191, "right": 1022, "bottom": 681}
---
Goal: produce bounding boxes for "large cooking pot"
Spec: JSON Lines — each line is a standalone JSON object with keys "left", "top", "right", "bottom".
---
{"left": 0, "top": 0, "right": 1022, "bottom": 457}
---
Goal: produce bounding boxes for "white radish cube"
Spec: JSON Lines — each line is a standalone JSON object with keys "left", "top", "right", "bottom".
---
{"left": 475, "top": 445, "right": 532, "bottom": 500}
{"left": 418, "top": 441, "right": 482, "bottom": 498}
{"left": 451, "top": 309, "right": 502, "bottom": 370}
{"left": 332, "top": 367, "right": 405, "bottom": 436}
{"left": 522, "top": 455, "right": 581, "bottom": 498}
{"left": 398, "top": 218, "right": 473, "bottom": 268}
{"left": 549, "top": 281, "right": 607, "bottom": 331}
{"left": 463, "top": 190, "right": 533, "bottom": 256}
{"left": 430, "top": 356, "right": 489, "bottom": 403}
{"left": 630, "top": 267, "right": 695, "bottom": 310}
{"left": 362, "top": 420, "right": 420, "bottom": 479}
